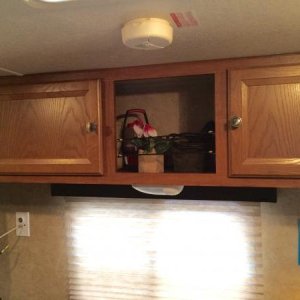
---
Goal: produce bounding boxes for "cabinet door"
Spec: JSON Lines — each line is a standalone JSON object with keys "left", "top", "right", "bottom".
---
{"left": 0, "top": 80, "right": 102, "bottom": 175}
{"left": 229, "top": 65, "right": 300, "bottom": 177}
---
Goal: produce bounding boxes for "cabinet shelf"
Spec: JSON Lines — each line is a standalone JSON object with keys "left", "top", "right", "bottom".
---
{"left": 115, "top": 74, "right": 216, "bottom": 174}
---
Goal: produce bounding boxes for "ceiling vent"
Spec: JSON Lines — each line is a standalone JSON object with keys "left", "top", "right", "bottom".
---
{"left": 121, "top": 18, "right": 173, "bottom": 50}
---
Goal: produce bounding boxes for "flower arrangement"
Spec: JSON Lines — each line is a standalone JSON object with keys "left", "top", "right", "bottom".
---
{"left": 129, "top": 120, "right": 171, "bottom": 154}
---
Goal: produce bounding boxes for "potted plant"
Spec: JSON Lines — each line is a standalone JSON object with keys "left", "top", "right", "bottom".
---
{"left": 131, "top": 120, "right": 171, "bottom": 173}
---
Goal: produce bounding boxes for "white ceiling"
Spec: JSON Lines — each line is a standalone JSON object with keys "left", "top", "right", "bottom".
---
{"left": 0, "top": 0, "right": 300, "bottom": 76}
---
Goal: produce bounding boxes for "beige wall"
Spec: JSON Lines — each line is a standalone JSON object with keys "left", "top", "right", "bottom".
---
{"left": 261, "top": 189, "right": 300, "bottom": 300}
{"left": 0, "top": 184, "right": 67, "bottom": 300}
{"left": 0, "top": 184, "right": 299, "bottom": 300}
{"left": 115, "top": 76, "right": 215, "bottom": 136}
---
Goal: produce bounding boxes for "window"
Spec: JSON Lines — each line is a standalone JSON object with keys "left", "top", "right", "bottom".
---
{"left": 65, "top": 199, "right": 263, "bottom": 300}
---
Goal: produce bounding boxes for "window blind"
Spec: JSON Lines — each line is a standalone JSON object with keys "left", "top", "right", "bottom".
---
{"left": 65, "top": 198, "right": 263, "bottom": 300}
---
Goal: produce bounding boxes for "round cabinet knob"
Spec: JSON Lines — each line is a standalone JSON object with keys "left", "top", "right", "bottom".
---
{"left": 230, "top": 116, "right": 242, "bottom": 129}
{"left": 86, "top": 122, "right": 97, "bottom": 133}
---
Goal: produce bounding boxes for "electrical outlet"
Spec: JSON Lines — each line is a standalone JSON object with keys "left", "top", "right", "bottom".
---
{"left": 16, "top": 212, "right": 30, "bottom": 237}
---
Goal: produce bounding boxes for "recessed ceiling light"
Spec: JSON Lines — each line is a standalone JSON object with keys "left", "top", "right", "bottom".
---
{"left": 26, "top": 0, "right": 75, "bottom": 3}
{"left": 24, "top": 0, "right": 77, "bottom": 8}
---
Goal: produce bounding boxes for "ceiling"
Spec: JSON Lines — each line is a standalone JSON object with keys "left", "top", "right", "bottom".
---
{"left": 0, "top": 0, "right": 300, "bottom": 76}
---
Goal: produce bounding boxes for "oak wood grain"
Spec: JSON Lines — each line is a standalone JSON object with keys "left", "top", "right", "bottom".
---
{"left": 0, "top": 80, "right": 103, "bottom": 174}
{"left": 0, "top": 173, "right": 299, "bottom": 188}
{"left": 0, "top": 54, "right": 299, "bottom": 185}
{"left": 229, "top": 65, "right": 300, "bottom": 177}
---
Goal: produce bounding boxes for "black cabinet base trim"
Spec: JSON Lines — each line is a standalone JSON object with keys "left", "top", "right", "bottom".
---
{"left": 51, "top": 184, "right": 276, "bottom": 202}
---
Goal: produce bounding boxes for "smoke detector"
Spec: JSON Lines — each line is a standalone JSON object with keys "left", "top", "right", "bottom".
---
{"left": 121, "top": 18, "right": 173, "bottom": 50}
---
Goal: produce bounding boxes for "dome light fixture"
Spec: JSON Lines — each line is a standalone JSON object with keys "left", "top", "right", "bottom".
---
{"left": 24, "top": 0, "right": 76, "bottom": 8}
{"left": 121, "top": 18, "right": 173, "bottom": 50}
{"left": 25, "top": 0, "right": 75, "bottom": 3}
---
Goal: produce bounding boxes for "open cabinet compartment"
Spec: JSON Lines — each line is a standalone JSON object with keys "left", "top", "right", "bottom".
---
{"left": 115, "top": 74, "right": 216, "bottom": 174}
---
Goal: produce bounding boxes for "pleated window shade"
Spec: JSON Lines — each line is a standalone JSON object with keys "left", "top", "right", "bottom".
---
{"left": 65, "top": 198, "right": 263, "bottom": 300}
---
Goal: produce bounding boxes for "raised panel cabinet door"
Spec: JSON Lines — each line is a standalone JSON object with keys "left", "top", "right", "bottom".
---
{"left": 0, "top": 80, "right": 103, "bottom": 174}
{"left": 229, "top": 65, "right": 300, "bottom": 177}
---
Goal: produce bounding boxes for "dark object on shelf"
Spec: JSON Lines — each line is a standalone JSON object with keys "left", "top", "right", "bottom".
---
{"left": 170, "top": 121, "right": 215, "bottom": 173}
{"left": 119, "top": 108, "right": 150, "bottom": 172}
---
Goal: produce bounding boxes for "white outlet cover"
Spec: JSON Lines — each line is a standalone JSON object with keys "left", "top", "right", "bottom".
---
{"left": 16, "top": 212, "right": 30, "bottom": 237}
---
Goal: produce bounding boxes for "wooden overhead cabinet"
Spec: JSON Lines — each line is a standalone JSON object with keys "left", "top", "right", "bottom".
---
{"left": 228, "top": 65, "right": 300, "bottom": 177}
{"left": 0, "top": 80, "right": 103, "bottom": 175}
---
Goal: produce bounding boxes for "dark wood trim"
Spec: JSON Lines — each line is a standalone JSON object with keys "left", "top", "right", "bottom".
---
{"left": 214, "top": 70, "right": 228, "bottom": 176}
{"left": 0, "top": 173, "right": 299, "bottom": 187}
{"left": 102, "top": 79, "right": 117, "bottom": 176}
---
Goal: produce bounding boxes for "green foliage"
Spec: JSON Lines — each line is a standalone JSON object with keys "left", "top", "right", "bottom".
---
{"left": 131, "top": 136, "right": 172, "bottom": 154}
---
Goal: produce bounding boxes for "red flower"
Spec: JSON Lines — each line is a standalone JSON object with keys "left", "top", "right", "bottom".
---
{"left": 143, "top": 124, "right": 158, "bottom": 137}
